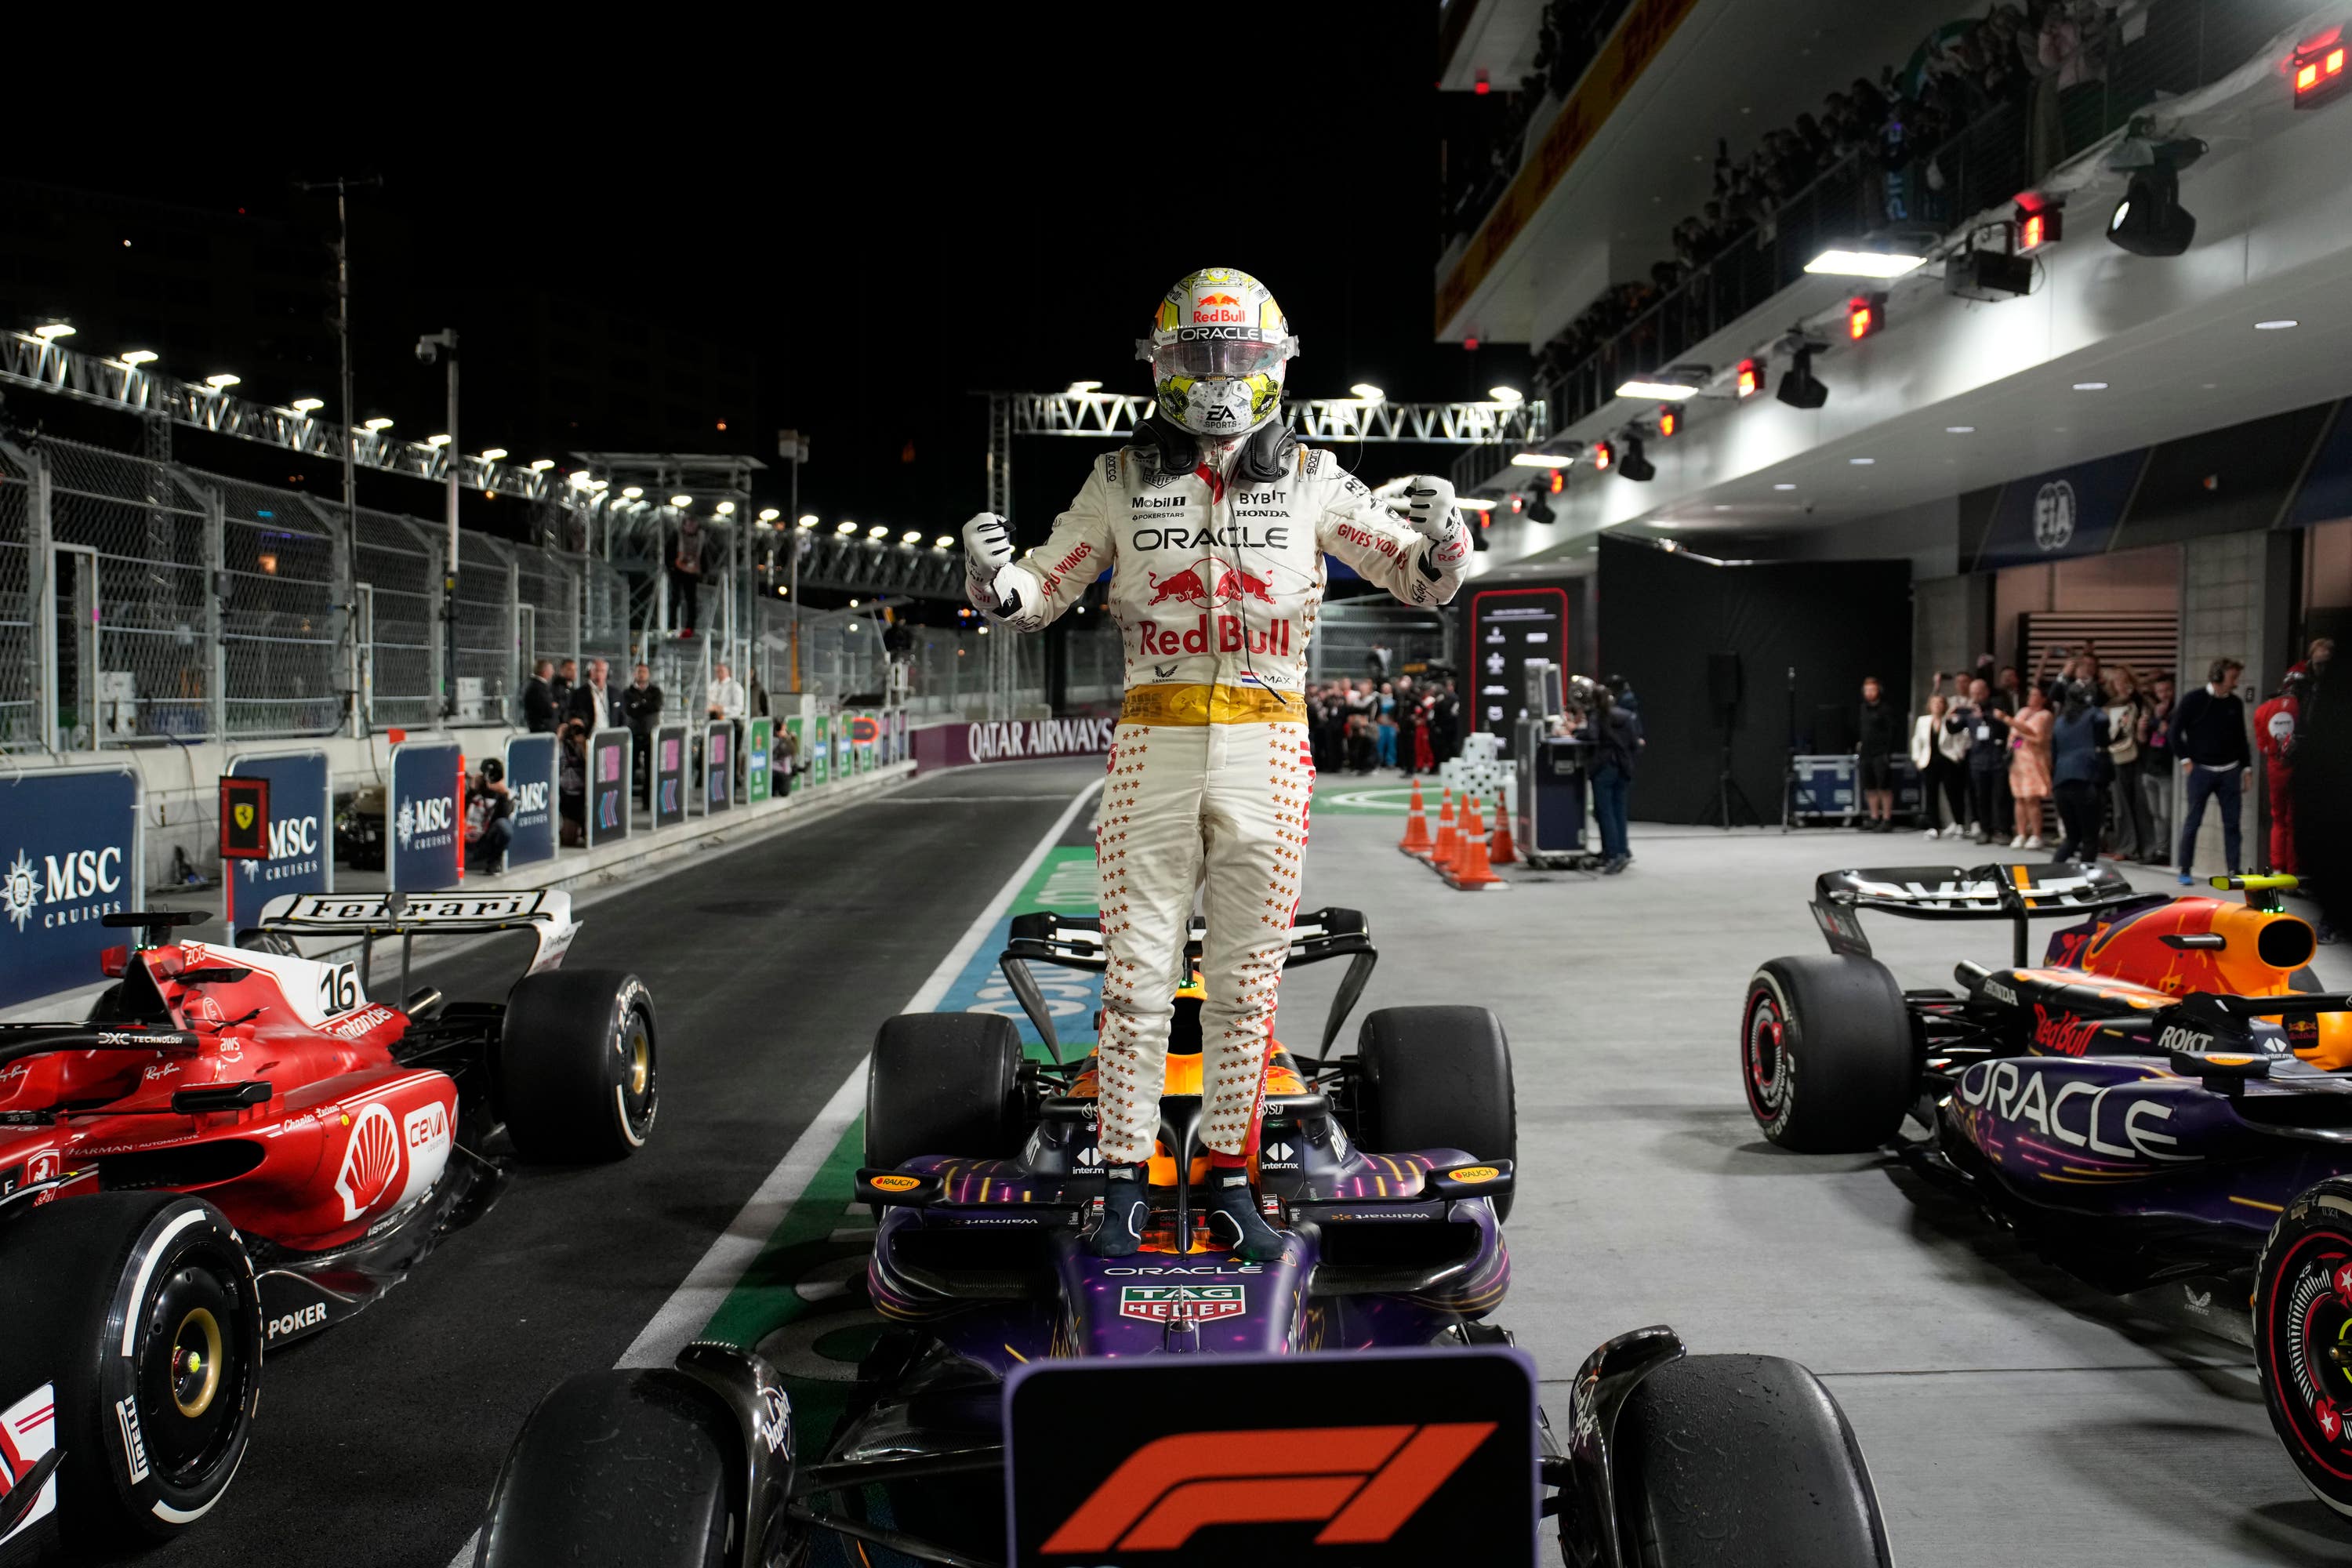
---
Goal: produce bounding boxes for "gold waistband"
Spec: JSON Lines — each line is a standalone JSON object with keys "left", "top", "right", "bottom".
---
{"left": 1120, "top": 683, "right": 1306, "bottom": 726}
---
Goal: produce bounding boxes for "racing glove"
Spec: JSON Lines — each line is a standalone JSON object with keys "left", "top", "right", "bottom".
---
{"left": 960, "top": 512, "right": 1032, "bottom": 620}
{"left": 1403, "top": 476, "right": 1471, "bottom": 575}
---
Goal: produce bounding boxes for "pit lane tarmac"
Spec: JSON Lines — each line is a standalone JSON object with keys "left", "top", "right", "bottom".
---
{"left": 105, "top": 758, "right": 1106, "bottom": 1568}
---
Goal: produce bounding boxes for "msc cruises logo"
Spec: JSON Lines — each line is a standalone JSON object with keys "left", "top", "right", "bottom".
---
{"left": 2, "top": 851, "right": 36, "bottom": 933}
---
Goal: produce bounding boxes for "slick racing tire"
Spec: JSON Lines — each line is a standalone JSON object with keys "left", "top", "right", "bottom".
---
{"left": 1742, "top": 956, "right": 1913, "bottom": 1153}
{"left": 0, "top": 1193, "right": 260, "bottom": 1545}
{"left": 866, "top": 1011, "right": 1024, "bottom": 1170}
{"left": 499, "top": 970, "right": 659, "bottom": 1162}
{"left": 479, "top": 1370, "right": 750, "bottom": 1568}
{"left": 2255, "top": 1178, "right": 2352, "bottom": 1515}
{"left": 1356, "top": 1006, "right": 1516, "bottom": 1221}
{"left": 1610, "top": 1353, "right": 1893, "bottom": 1567}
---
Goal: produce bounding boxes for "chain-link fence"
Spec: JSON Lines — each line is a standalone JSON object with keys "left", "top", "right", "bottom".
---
{"left": 0, "top": 434, "right": 614, "bottom": 752}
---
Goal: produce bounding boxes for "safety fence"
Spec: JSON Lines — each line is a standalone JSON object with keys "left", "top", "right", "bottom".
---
{"left": 0, "top": 434, "right": 627, "bottom": 752}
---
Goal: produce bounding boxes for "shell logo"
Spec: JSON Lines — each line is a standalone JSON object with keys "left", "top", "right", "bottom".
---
{"left": 335, "top": 1103, "right": 403, "bottom": 1219}
{"left": 1445, "top": 1165, "right": 1501, "bottom": 1184}
{"left": 869, "top": 1174, "right": 922, "bottom": 1193}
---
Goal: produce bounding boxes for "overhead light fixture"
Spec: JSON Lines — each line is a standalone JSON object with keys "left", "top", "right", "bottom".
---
{"left": 1657, "top": 406, "right": 1679, "bottom": 437}
{"left": 1456, "top": 497, "right": 1497, "bottom": 511}
{"left": 1349, "top": 383, "right": 1385, "bottom": 401}
{"left": 363, "top": 417, "right": 394, "bottom": 431}
{"left": 426, "top": 434, "right": 451, "bottom": 447}
{"left": 1947, "top": 425, "right": 1976, "bottom": 434}
{"left": 568, "top": 470, "right": 593, "bottom": 488}
{"left": 1849, "top": 457, "right": 1876, "bottom": 466}
{"left": 1776, "top": 346, "right": 1828, "bottom": 409}
{"left": 1487, "top": 386, "right": 1523, "bottom": 405}
{"left": 901, "top": 529, "right": 922, "bottom": 543}
{"left": 934, "top": 535, "right": 954, "bottom": 548}
{"left": 31, "top": 323, "right": 74, "bottom": 342}
{"left": 1616, "top": 378, "right": 1697, "bottom": 401}
{"left": 836, "top": 521, "right": 858, "bottom": 535}
{"left": 1804, "top": 248, "right": 1926, "bottom": 279}
{"left": 716, "top": 501, "right": 737, "bottom": 516}
{"left": 1509, "top": 452, "right": 1573, "bottom": 468}
{"left": 2294, "top": 27, "right": 2349, "bottom": 108}
{"left": 528, "top": 458, "right": 554, "bottom": 471}
{"left": 1065, "top": 379, "right": 1103, "bottom": 394}
{"left": 2107, "top": 140, "right": 2205, "bottom": 257}
{"left": 1945, "top": 248, "right": 2032, "bottom": 299}
{"left": 1773, "top": 482, "right": 1798, "bottom": 491}
{"left": 2074, "top": 381, "right": 2109, "bottom": 390}
{"left": 798, "top": 514, "right": 819, "bottom": 528}
{"left": 479, "top": 447, "right": 508, "bottom": 461}
{"left": 205, "top": 372, "right": 241, "bottom": 390}
{"left": 867, "top": 525, "right": 890, "bottom": 539}
{"left": 290, "top": 397, "right": 325, "bottom": 413}
{"left": 670, "top": 493, "right": 694, "bottom": 507}
{"left": 1846, "top": 293, "right": 1887, "bottom": 340}
{"left": 759, "top": 507, "right": 781, "bottom": 521}
{"left": 1592, "top": 441, "right": 1614, "bottom": 473}
{"left": 118, "top": 348, "right": 159, "bottom": 367}
{"left": 2016, "top": 204, "right": 2063, "bottom": 252}
{"left": 622, "top": 485, "right": 644, "bottom": 499}
{"left": 1526, "top": 488, "right": 1555, "bottom": 524}
{"left": 1735, "top": 359, "right": 1764, "bottom": 398}
{"left": 1617, "top": 435, "right": 1656, "bottom": 483}
{"left": 2256, "top": 318, "right": 2299, "bottom": 330}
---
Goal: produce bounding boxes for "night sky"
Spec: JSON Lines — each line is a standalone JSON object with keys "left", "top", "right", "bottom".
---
{"left": 23, "top": 6, "right": 1526, "bottom": 559}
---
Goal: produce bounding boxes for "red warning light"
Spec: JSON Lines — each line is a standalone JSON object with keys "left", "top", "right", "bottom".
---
{"left": 1592, "top": 441, "right": 1614, "bottom": 472}
{"left": 1847, "top": 294, "right": 1886, "bottom": 341}
{"left": 2017, "top": 206, "right": 2064, "bottom": 252}
{"left": 2294, "top": 27, "right": 2348, "bottom": 106}
{"left": 1735, "top": 359, "right": 1762, "bottom": 398}
{"left": 1548, "top": 468, "right": 1565, "bottom": 494}
{"left": 1509, "top": 493, "right": 1524, "bottom": 514}
{"left": 1658, "top": 407, "right": 1679, "bottom": 437}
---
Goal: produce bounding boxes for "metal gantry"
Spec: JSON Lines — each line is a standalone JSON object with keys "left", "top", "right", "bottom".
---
{"left": 0, "top": 332, "right": 555, "bottom": 502}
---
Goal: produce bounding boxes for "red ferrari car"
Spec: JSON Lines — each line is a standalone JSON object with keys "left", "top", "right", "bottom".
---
{"left": 0, "top": 890, "right": 655, "bottom": 1560}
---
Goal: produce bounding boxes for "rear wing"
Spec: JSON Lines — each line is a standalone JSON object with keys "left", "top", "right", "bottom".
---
{"left": 246, "top": 890, "right": 578, "bottom": 995}
{"left": 999, "top": 906, "right": 1377, "bottom": 1063}
{"left": 1812, "top": 862, "right": 2147, "bottom": 965}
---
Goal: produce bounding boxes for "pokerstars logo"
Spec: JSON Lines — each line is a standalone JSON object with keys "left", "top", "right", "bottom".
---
{"left": 334, "top": 1103, "right": 403, "bottom": 1220}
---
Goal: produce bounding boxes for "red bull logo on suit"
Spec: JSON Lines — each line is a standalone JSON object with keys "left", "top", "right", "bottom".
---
{"left": 1145, "top": 561, "right": 1279, "bottom": 608}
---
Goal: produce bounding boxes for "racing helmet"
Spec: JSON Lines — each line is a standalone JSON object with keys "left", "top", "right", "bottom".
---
{"left": 1139, "top": 268, "right": 1299, "bottom": 440}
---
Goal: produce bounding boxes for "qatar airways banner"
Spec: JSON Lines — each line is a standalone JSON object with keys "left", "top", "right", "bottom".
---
{"left": 914, "top": 715, "right": 1118, "bottom": 772}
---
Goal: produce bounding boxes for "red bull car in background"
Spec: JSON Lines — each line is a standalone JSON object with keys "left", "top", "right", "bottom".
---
{"left": 1740, "top": 863, "right": 2352, "bottom": 1513}
{"left": 0, "top": 891, "right": 655, "bottom": 1560}
{"left": 479, "top": 909, "right": 1895, "bottom": 1568}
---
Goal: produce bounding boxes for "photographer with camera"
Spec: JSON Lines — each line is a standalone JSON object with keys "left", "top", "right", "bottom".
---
{"left": 466, "top": 756, "right": 514, "bottom": 873}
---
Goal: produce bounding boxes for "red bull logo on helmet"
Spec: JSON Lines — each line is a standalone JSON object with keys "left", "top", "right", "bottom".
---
{"left": 1192, "top": 290, "right": 1247, "bottom": 325}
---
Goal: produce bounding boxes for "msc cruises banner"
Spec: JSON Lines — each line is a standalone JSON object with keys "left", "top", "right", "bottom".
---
{"left": 388, "top": 741, "right": 464, "bottom": 893}
{"left": 224, "top": 750, "right": 331, "bottom": 927}
{"left": 503, "top": 734, "right": 558, "bottom": 868}
{"left": 0, "top": 768, "right": 140, "bottom": 1010}
{"left": 914, "top": 715, "right": 1118, "bottom": 772}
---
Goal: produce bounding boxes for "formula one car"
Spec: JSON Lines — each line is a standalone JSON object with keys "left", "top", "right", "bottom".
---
{"left": 0, "top": 891, "right": 655, "bottom": 1559}
{"left": 481, "top": 909, "right": 1893, "bottom": 1568}
{"left": 1740, "top": 862, "right": 2352, "bottom": 1512}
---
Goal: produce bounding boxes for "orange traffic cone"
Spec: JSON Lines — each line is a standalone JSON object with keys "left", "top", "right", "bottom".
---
{"left": 1398, "top": 779, "right": 1435, "bottom": 857}
{"left": 1446, "top": 799, "right": 1507, "bottom": 889}
{"left": 1429, "top": 789, "right": 1458, "bottom": 869}
{"left": 1443, "top": 797, "right": 1478, "bottom": 878}
{"left": 1488, "top": 790, "right": 1518, "bottom": 866}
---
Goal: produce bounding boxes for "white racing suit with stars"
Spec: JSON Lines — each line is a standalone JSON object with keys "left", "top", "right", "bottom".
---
{"left": 975, "top": 439, "right": 1467, "bottom": 1163}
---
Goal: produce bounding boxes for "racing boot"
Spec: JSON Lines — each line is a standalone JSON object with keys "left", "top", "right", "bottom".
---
{"left": 1203, "top": 1167, "right": 1286, "bottom": 1263}
{"left": 1088, "top": 1162, "right": 1149, "bottom": 1258}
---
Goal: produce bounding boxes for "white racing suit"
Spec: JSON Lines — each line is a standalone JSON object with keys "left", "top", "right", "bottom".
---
{"left": 975, "top": 441, "right": 1468, "bottom": 1163}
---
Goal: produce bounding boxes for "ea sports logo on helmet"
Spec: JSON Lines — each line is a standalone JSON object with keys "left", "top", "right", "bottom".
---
{"left": 335, "top": 1102, "right": 403, "bottom": 1219}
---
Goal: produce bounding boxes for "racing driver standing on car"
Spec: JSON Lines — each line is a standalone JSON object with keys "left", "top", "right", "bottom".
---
{"left": 962, "top": 268, "right": 1470, "bottom": 1261}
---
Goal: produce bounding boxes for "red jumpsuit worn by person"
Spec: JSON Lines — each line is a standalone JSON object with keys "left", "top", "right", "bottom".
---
{"left": 964, "top": 268, "right": 1469, "bottom": 1261}
{"left": 2257, "top": 674, "right": 2305, "bottom": 873}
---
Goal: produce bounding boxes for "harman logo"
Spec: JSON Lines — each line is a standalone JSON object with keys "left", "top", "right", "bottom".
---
{"left": 1040, "top": 1421, "right": 1496, "bottom": 1552}
{"left": 1117, "top": 1284, "right": 1247, "bottom": 1323}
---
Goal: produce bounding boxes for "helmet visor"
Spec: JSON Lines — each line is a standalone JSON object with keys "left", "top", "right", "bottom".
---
{"left": 1154, "top": 332, "right": 1293, "bottom": 381}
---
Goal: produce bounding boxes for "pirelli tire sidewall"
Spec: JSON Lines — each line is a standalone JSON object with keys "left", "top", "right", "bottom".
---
{"left": 1744, "top": 956, "right": 1914, "bottom": 1154}
{"left": 2254, "top": 1178, "right": 2352, "bottom": 1515}
{"left": 0, "top": 1192, "right": 261, "bottom": 1541}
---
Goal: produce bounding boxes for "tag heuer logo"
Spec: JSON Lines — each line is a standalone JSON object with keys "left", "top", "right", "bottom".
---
{"left": 1118, "top": 1284, "right": 1246, "bottom": 1323}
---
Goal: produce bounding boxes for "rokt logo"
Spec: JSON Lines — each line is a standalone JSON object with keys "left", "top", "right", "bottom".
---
{"left": 1040, "top": 1421, "right": 1496, "bottom": 1552}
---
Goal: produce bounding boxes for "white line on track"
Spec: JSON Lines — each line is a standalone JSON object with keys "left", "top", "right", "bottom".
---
{"left": 444, "top": 772, "right": 1102, "bottom": 1568}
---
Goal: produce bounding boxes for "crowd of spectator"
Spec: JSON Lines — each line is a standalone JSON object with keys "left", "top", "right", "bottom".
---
{"left": 1523, "top": 2, "right": 2137, "bottom": 393}
{"left": 1306, "top": 675, "right": 1465, "bottom": 776}
{"left": 1442, "top": 0, "right": 1635, "bottom": 245}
